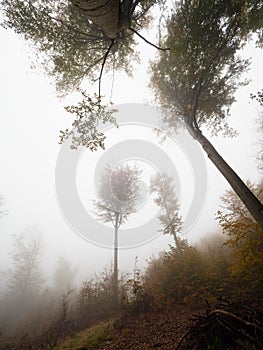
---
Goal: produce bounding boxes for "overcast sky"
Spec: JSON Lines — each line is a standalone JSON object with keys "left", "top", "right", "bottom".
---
{"left": 0, "top": 19, "right": 262, "bottom": 287}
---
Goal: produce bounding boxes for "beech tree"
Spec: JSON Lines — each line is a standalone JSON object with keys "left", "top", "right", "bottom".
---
{"left": 1, "top": 1, "right": 166, "bottom": 151}
{"left": 1, "top": 0, "right": 162, "bottom": 95}
{"left": 150, "top": 0, "right": 263, "bottom": 230}
{"left": 150, "top": 173, "right": 182, "bottom": 249}
{"left": 94, "top": 164, "right": 142, "bottom": 308}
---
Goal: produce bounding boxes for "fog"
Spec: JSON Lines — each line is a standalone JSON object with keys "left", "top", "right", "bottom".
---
{"left": 0, "top": 23, "right": 262, "bottom": 297}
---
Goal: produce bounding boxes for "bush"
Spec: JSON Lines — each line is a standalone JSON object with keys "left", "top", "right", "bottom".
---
{"left": 142, "top": 236, "right": 235, "bottom": 308}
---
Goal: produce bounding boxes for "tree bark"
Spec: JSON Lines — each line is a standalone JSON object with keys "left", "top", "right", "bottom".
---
{"left": 71, "top": 0, "right": 121, "bottom": 38}
{"left": 113, "top": 225, "right": 119, "bottom": 310}
{"left": 191, "top": 126, "right": 263, "bottom": 231}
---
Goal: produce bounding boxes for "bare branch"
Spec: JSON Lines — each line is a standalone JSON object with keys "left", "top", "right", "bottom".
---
{"left": 98, "top": 40, "right": 115, "bottom": 100}
{"left": 210, "top": 309, "right": 263, "bottom": 333}
{"left": 129, "top": 27, "right": 170, "bottom": 51}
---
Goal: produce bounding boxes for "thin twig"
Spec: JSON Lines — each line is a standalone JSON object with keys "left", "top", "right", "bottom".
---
{"left": 129, "top": 27, "right": 170, "bottom": 51}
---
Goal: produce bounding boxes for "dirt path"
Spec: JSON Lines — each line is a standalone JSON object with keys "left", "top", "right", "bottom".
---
{"left": 97, "top": 309, "right": 196, "bottom": 349}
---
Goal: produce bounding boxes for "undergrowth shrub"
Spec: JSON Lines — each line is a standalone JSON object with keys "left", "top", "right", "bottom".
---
{"left": 143, "top": 241, "right": 205, "bottom": 308}
{"left": 0, "top": 267, "right": 136, "bottom": 349}
{"left": 142, "top": 236, "right": 234, "bottom": 309}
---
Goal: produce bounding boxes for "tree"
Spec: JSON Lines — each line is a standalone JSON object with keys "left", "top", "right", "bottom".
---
{"left": 1, "top": 0, "right": 168, "bottom": 154}
{"left": 149, "top": 173, "right": 182, "bottom": 249}
{"left": 0, "top": 194, "right": 7, "bottom": 218}
{"left": 53, "top": 256, "right": 77, "bottom": 293}
{"left": 1, "top": 0, "right": 162, "bottom": 96}
{"left": 217, "top": 182, "right": 263, "bottom": 295}
{"left": 2, "top": 0, "right": 263, "bottom": 227}
{"left": 150, "top": 0, "right": 263, "bottom": 230}
{"left": 7, "top": 230, "right": 44, "bottom": 299}
{"left": 251, "top": 89, "right": 263, "bottom": 174}
{"left": 94, "top": 163, "right": 142, "bottom": 308}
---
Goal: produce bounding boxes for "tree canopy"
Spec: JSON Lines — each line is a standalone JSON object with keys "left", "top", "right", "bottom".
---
{"left": 1, "top": 0, "right": 160, "bottom": 94}
{"left": 94, "top": 164, "right": 142, "bottom": 227}
{"left": 150, "top": 0, "right": 263, "bottom": 135}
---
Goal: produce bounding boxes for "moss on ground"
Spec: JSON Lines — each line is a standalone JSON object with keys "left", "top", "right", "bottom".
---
{"left": 52, "top": 321, "right": 113, "bottom": 350}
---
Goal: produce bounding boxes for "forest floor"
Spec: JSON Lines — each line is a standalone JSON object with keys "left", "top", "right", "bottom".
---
{"left": 97, "top": 308, "right": 194, "bottom": 350}
{"left": 53, "top": 307, "right": 197, "bottom": 350}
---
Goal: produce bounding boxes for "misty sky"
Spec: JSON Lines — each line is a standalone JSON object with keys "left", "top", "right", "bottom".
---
{"left": 0, "top": 20, "right": 262, "bottom": 288}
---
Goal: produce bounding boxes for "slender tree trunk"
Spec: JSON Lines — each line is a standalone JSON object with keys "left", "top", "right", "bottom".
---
{"left": 71, "top": 0, "right": 120, "bottom": 38}
{"left": 162, "top": 196, "right": 182, "bottom": 251}
{"left": 172, "top": 231, "right": 182, "bottom": 252}
{"left": 191, "top": 126, "right": 263, "bottom": 231}
{"left": 113, "top": 225, "right": 119, "bottom": 310}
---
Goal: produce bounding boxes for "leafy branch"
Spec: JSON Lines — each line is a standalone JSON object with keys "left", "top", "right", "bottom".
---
{"left": 59, "top": 90, "right": 118, "bottom": 151}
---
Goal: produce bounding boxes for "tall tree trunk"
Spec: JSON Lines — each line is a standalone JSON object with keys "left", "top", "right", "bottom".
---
{"left": 172, "top": 231, "right": 182, "bottom": 252}
{"left": 113, "top": 225, "right": 119, "bottom": 310}
{"left": 71, "top": 0, "right": 121, "bottom": 38}
{"left": 190, "top": 125, "right": 263, "bottom": 231}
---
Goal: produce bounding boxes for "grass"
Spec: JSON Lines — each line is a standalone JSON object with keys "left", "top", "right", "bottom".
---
{"left": 52, "top": 321, "right": 113, "bottom": 350}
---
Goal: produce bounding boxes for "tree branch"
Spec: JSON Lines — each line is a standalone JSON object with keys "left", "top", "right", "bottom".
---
{"left": 129, "top": 27, "right": 170, "bottom": 51}
{"left": 98, "top": 40, "right": 115, "bottom": 101}
{"left": 210, "top": 309, "right": 263, "bottom": 333}
{"left": 84, "top": 54, "right": 109, "bottom": 75}
{"left": 131, "top": 0, "right": 140, "bottom": 15}
{"left": 47, "top": 13, "right": 108, "bottom": 41}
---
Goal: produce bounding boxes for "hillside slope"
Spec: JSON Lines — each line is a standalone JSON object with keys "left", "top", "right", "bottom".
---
{"left": 98, "top": 309, "right": 193, "bottom": 350}
{"left": 53, "top": 308, "right": 194, "bottom": 350}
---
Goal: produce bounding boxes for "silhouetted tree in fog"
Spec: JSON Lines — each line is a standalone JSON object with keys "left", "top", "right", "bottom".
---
{"left": 7, "top": 229, "right": 44, "bottom": 299}
{"left": 94, "top": 164, "right": 142, "bottom": 309}
{"left": 53, "top": 256, "right": 77, "bottom": 293}
{"left": 251, "top": 89, "right": 263, "bottom": 174}
{"left": 150, "top": 173, "right": 182, "bottom": 250}
{"left": 0, "top": 194, "right": 7, "bottom": 218}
